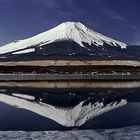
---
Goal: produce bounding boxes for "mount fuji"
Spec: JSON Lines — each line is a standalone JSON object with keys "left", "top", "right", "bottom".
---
{"left": 0, "top": 22, "right": 139, "bottom": 60}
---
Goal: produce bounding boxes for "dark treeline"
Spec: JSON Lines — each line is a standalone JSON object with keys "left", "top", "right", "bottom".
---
{"left": 0, "top": 65, "right": 139, "bottom": 73}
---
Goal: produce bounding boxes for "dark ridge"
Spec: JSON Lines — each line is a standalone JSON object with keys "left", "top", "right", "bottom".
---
{"left": 0, "top": 41, "right": 139, "bottom": 61}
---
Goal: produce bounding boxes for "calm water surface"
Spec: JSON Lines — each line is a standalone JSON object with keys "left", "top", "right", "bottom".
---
{"left": 0, "top": 81, "right": 140, "bottom": 131}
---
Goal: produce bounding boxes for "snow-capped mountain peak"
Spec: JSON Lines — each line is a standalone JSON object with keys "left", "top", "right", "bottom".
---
{"left": 0, "top": 22, "right": 127, "bottom": 55}
{"left": 37, "top": 21, "right": 127, "bottom": 48}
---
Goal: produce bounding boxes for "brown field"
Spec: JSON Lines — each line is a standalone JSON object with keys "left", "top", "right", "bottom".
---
{"left": 0, "top": 60, "right": 140, "bottom": 67}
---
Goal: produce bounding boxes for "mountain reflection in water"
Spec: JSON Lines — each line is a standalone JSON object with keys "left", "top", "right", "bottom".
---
{"left": 0, "top": 81, "right": 140, "bottom": 131}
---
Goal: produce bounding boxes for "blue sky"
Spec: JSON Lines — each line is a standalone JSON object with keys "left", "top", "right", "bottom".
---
{"left": 0, "top": 0, "right": 140, "bottom": 46}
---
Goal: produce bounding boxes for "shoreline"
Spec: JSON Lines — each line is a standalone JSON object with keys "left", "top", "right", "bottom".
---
{"left": 0, "top": 73, "right": 140, "bottom": 81}
{"left": 1, "top": 125, "right": 140, "bottom": 140}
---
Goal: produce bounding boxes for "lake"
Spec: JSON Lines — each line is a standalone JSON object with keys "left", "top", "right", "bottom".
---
{"left": 0, "top": 81, "right": 140, "bottom": 131}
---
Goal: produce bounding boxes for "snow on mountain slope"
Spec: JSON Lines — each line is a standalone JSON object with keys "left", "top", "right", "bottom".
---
{"left": 0, "top": 93, "right": 127, "bottom": 127}
{"left": 12, "top": 48, "right": 35, "bottom": 54}
{"left": 0, "top": 22, "right": 127, "bottom": 54}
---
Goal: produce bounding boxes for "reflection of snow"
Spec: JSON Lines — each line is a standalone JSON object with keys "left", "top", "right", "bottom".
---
{"left": 0, "top": 93, "right": 127, "bottom": 127}
{"left": 12, "top": 93, "right": 35, "bottom": 100}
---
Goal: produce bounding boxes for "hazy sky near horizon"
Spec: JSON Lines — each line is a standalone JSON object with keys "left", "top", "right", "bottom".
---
{"left": 0, "top": 0, "right": 140, "bottom": 46}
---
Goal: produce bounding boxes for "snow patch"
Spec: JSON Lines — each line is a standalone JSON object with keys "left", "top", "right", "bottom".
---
{"left": 12, "top": 48, "right": 35, "bottom": 54}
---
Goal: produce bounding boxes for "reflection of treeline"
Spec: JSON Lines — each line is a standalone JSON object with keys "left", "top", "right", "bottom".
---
{"left": 32, "top": 88, "right": 140, "bottom": 107}
{"left": 0, "top": 65, "right": 139, "bottom": 73}
{"left": 4, "top": 87, "right": 139, "bottom": 107}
